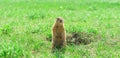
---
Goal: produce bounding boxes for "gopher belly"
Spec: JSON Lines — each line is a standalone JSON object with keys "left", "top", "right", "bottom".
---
{"left": 54, "top": 38, "right": 65, "bottom": 46}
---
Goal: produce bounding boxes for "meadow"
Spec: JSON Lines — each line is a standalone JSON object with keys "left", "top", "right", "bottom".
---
{"left": 0, "top": 0, "right": 120, "bottom": 58}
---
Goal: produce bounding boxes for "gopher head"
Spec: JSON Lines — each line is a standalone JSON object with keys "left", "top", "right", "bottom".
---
{"left": 56, "top": 17, "right": 64, "bottom": 25}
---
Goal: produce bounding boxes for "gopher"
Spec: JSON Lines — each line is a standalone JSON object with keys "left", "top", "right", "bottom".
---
{"left": 52, "top": 17, "right": 66, "bottom": 49}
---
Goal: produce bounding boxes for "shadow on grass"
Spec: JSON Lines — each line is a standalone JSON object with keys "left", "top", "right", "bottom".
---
{"left": 52, "top": 47, "right": 66, "bottom": 58}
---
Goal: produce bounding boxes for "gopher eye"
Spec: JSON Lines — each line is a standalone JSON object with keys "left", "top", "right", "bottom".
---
{"left": 59, "top": 20, "right": 62, "bottom": 23}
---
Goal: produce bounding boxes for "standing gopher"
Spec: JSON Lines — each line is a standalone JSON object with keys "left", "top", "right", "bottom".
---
{"left": 52, "top": 17, "right": 66, "bottom": 49}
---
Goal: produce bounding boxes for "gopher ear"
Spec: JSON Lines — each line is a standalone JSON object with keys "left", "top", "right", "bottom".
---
{"left": 56, "top": 17, "right": 62, "bottom": 20}
{"left": 56, "top": 18, "right": 60, "bottom": 20}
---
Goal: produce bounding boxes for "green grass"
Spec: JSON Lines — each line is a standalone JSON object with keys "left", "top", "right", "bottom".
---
{"left": 0, "top": 0, "right": 120, "bottom": 58}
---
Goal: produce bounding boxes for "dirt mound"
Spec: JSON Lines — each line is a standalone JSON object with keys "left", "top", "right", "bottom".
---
{"left": 46, "top": 32, "right": 101, "bottom": 45}
{"left": 67, "top": 32, "right": 101, "bottom": 45}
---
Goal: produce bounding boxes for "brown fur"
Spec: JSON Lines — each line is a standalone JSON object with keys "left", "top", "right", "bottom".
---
{"left": 52, "top": 17, "right": 66, "bottom": 49}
